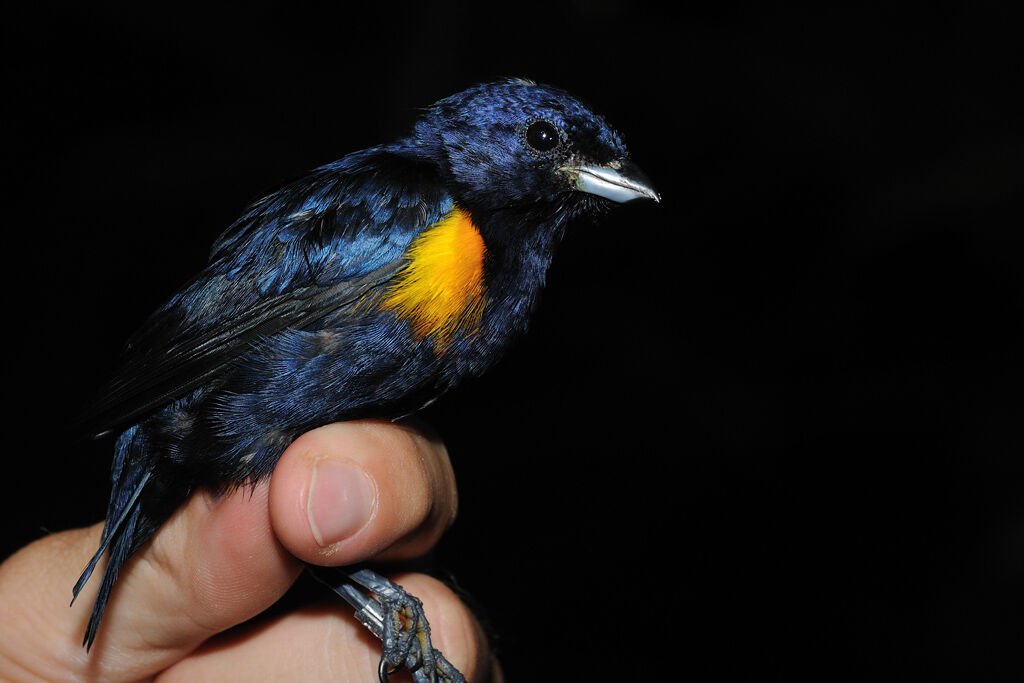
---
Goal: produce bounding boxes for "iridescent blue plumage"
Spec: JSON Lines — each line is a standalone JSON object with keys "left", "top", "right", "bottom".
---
{"left": 75, "top": 78, "right": 659, "bottom": 651}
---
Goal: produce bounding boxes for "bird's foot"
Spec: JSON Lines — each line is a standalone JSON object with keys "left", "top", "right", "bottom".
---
{"left": 309, "top": 566, "right": 466, "bottom": 683}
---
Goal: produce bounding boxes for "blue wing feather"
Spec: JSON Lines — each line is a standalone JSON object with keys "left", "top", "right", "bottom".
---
{"left": 81, "top": 146, "right": 451, "bottom": 437}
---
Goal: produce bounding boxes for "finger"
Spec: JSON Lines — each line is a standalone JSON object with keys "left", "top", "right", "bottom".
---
{"left": 156, "top": 574, "right": 492, "bottom": 682}
{"left": 0, "top": 418, "right": 459, "bottom": 682}
{"left": 269, "top": 419, "right": 459, "bottom": 566}
{"left": 0, "top": 526, "right": 103, "bottom": 681}
{"left": 0, "top": 481, "right": 302, "bottom": 682}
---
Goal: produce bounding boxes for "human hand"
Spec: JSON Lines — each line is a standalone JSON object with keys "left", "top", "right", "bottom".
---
{"left": 0, "top": 420, "right": 494, "bottom": 681}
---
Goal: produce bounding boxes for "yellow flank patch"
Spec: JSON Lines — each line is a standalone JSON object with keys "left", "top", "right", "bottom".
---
{"left": 379, "top": 207, "right": 487, "bottom": 345}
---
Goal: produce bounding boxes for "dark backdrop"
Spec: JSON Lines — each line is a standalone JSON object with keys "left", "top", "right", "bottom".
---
{"left": 4, "top": 2, "right": 1023, "bottom": 680}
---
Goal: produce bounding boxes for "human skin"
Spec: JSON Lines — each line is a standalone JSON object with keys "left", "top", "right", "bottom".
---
{"left": 0, "top": 420, "right": 495, "bottom": 682}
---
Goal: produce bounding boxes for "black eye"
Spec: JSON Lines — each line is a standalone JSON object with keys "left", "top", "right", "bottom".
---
{"left": 524, "top": 120, "right": 561, "bottom": 153}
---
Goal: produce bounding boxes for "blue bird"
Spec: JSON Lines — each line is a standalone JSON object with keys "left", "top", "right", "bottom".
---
{"left": 74, "top": 78, "right": 659, "bottom": 681}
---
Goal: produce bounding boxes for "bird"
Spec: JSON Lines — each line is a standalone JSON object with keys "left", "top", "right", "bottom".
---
{"left": 73, "top": 77, "right": 660, "bottom": 681}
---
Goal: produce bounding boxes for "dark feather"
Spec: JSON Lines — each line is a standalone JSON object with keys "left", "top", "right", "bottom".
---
{"left": 81, "top": 262, "right": 402, "bottom": 437}
{"left": 80, "top": 150, "right": 449, "bottom": 437}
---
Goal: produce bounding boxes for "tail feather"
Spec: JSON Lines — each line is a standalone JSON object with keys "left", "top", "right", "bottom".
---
{"left": 74, "top": 417, "right": 199, "bottom": 650}
{"left": 81, "top": 491, "right": 146, "bottom": 649}
{"left": 72, "top": 424, "right": 159, "bottom": 650}
{"left": 71, "top": 470, "right": 151, "bottom": 604}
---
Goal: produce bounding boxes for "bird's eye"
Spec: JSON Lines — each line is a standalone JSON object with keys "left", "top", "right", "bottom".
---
{"left": 524, "top": 120, "right": 561, "bottom": 153}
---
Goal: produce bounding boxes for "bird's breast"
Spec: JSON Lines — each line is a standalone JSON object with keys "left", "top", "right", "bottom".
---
{"left": 374, "top": 207, "right": 487, "bottom": 348}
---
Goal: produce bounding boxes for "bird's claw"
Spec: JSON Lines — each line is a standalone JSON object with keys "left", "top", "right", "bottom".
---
{"left": 309, "top": 566, "right": 466, "bottom": 683}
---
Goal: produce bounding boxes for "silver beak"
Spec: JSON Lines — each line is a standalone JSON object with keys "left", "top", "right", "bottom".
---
{"left": 562, "top": 159, "right": 661, "bottom": 203}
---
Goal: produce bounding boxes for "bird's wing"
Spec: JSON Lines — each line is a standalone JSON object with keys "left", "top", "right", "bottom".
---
{"left": 81, "top": 148, "right": 450, "bottom": 437}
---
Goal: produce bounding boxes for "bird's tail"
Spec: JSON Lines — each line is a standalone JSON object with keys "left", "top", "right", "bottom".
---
{"left": 71, "top": 425, "right": 158, "bottom": 649}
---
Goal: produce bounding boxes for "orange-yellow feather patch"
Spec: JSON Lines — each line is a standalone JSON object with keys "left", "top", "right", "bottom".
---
{"left": 378, "top": 207, "right": 487, "bottom": 344}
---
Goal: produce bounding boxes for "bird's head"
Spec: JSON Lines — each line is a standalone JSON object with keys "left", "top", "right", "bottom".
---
{"left": 409, "top": 79, "right": 659, "bottom": 220}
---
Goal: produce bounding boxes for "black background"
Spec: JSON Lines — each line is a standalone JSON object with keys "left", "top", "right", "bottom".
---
{"left": 4, "top": 2, "right": 1024, "bottom": 680}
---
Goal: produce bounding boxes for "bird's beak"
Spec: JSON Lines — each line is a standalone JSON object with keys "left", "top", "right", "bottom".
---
{"left": 561, "top": 159, "right": 661, "bottom": 203}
